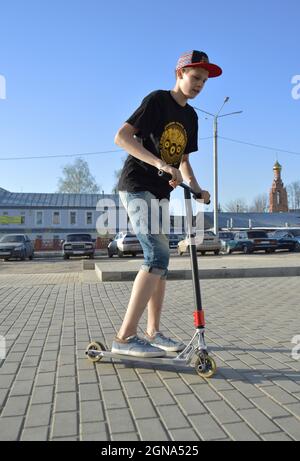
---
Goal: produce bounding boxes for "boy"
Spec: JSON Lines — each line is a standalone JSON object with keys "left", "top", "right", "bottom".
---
{"left": 113, "top": 50, "right": 222, "bottom": 357}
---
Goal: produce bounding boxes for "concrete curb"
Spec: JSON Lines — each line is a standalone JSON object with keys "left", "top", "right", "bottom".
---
{"left": 95, "top": 265, "right": 300, "bottom": 282}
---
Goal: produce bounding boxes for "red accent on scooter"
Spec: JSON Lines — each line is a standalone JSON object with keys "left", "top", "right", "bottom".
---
{"left": 193, "top": 311, "right": 205, "bottom": 327}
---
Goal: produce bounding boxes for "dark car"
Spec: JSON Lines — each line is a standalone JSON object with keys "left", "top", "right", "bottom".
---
{"left": 62, "top": 233, "right": 95, "bottom": 259}
{"left": 0, "top": 234, "right": 34, "bottom": 261}
{"left": 168, "top": 234, "right": 183, "bottom": 249}
{"left": 226, "top": 230, "right": 277, "bottom": 254}
{"left": 107, "top": 232, "right": 143, "bottom": 258}
{"left": 232, "top": 230, "right": 278, "bottom": 254}
{"left": 268, "top": 230, "right": 300, "bottom": 252}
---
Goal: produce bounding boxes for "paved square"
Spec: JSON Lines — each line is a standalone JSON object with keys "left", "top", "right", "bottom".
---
{"left": 0, "top": 269, "right": 300, "bottom": 441}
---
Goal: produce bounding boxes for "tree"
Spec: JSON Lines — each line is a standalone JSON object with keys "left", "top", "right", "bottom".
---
{"left": 112, "top": 156, "right": 127, "bottom": 194}
{"left": 57, "top": 158, "right": 101, "bottom": 193}
{"left": 287, "top": 181, "right": 300, "bottom": 210}
{"left": 249, "top": 193, "right": 269, "bottom": 212}
{"left": 224, "top": 198, "right": 248, "bottom": 213}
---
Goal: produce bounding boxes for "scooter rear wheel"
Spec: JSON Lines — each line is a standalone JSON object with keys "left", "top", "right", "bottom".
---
{"left": 86, "top": 341, "right": 106, "bottom": 363}
{"left": 195, "top": 355, "right": 217, "bottom": 378}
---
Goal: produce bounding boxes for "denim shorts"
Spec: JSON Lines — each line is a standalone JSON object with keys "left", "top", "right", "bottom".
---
{"left": 119, "top": 190, "right": 170, "bottom": 279}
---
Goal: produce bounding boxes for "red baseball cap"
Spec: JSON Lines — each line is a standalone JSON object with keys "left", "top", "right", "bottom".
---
{"left": 176, "top": 50, "right": 222, "bottom": 78}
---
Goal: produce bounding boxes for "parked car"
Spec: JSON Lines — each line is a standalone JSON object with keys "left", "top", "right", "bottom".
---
{"left": 286, "top": 229, "right": 300, "bottom": 244}
{"left": 107, "top": 232, "right": 143, "bottom": 258}
{"left": 0, "top": 234, "right": 34, "bottom": 261}
{"left": 177, "top": 231, "right": 221, "bottom": 256}
{"left": 268, "top": 230, "right": 300, "bottom": 252}
{"left": 226, "top": 230, "right": 278, "bottom": 254}
{"left": 219, "top": 231, "right": 235, "bottom": 252}
{"left": 62, "top": 233, "right": 95, "bottom": 259}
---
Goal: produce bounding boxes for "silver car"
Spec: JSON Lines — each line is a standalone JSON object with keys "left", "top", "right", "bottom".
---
{"left": 107, "top": 232, "right": 143, "bottom": 258}
{"left": 177, "top": 231, "right": 221, "bottom": 256}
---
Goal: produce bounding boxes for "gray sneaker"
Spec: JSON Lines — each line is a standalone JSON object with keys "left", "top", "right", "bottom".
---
{"left": 145, "top": 332, "right": 186, "bottom": 352}
{"left": 111, "top": 335, "right": 166, "bottom": 358}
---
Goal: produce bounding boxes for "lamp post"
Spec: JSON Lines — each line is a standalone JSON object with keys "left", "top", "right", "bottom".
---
{"left": 193, "top": 98, "right": 242, "bottom": 236}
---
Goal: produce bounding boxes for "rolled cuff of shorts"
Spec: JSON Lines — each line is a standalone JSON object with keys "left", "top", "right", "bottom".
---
{"left": 140, "top": 264, "right": 168, "bottom": 280}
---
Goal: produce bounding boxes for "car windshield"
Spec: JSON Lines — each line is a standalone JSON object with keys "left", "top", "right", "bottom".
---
{"left": 0, "top": 235, "right": 25, "bottom": 243}
{"left": 66, "top": 234, "right": 92, "bottom": 242}
{"left": 219, "top": 232, "right": 234, "bottom": 239}
{"left": 247, "top": 231, "right": 268, "bottom": 238}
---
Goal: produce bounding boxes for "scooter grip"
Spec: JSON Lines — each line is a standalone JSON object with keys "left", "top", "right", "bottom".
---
{"left": 193, "top": 191, "right": 211, "bottom": 205}
{"left": 158, "top": 170, "right": 172, "bottom": 181}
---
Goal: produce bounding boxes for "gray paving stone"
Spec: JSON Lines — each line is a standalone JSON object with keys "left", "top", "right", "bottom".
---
{"left": 0, "top": 416, "right": 24, "bottom": 441}
{"left": 55, "top": 392, "right": 78, "bottom": 412}
{"left": 135, "top": 418, "right": 169, "bottom": 441}
{"left": 24, "top": 404, "right": 52, "bottom": 427}
{"left": 80, "top": 422, "right": 108, "bottom": 441}
{"left": 80, "top": 400, "right": 105, "bottom": 423}
{"left": 2, "top": 395, "right": 30, "bottom": 417}
{"left": 51, "top": 411, "right": 78, "bottom": 438}
{"left": 107, "top": 408, "right": 136, "bottom": 434}
{"left": 189, "top": 413, "right": 228, "bottom": 441}
{"left": 238, "top": 408, "right": 281, "bottom": 434}
{"left": 170, "top": 428, "right": 199, "bottom": 441}
{"left": 273, "top": 416, "right": 300, "bottom": 440}
{"left": 128, "top": 397, "right": 157, "bottom": 419}
{"left": 223, "top": 422, "right": 261, "bottom": 441}
{"left": 21, "top": 426, "right": 49, "bottom": 441}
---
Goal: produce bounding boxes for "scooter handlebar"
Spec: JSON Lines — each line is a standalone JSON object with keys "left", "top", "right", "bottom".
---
{"left": 158, "top": 170, "right": 210, "bottom": 204}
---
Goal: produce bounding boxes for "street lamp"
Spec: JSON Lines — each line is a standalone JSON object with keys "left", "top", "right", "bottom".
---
{"left": 193, "top": 98, "right": 242, "bottom": 236}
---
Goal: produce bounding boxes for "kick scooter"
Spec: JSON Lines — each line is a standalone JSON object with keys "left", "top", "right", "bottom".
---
{"left": 85, "top": 171, "right": 216, "bottom": 378}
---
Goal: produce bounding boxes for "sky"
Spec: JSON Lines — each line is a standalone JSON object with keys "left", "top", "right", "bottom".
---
{"left": 0, "top": 0, "right": 299, "bottom": 211}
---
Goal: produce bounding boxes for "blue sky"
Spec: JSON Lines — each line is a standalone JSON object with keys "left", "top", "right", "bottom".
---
{"left": 0, "top": 0, "right": 299, "bottom": 210}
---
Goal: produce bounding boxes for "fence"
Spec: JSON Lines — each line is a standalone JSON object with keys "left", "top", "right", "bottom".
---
{"left": 33, "top": 237, "right": 111, "bottom": 251}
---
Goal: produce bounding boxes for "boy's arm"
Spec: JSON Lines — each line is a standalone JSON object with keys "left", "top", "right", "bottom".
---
{"left": 115, "top": 123, "right": 183, "bottom": 184}
{"left": 179, "top": 154, "right": 211, "bottom": 203}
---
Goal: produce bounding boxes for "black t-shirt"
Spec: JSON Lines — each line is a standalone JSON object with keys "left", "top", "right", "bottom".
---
{"left": 117, "top": 90, "right": 198, "bottom": 200}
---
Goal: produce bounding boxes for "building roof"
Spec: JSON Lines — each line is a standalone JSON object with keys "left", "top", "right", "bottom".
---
{"left": 0, "top": 188, "right": 119, "bottom": 208}
{"left": 203, "top": 212, "right": 300, "bottom": 229}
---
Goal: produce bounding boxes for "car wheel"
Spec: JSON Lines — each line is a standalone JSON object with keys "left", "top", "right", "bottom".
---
{"left": 117, "top": 249, "right": 123, "bottom": 258}
{"left": 63, "top": 254, "right": 70, "bottom": 260}
{"left": 295, "top": 243, "right": 300, "bottom": 252}
{"left": 89, "top": 254, "right": 94, "bottom": 259}
{"left": 29, "top": 253, "right": 34, "bottom": 260}
{"left": 131, "top": 253, "right": 137, "bottom": 257}
{"left": 201, "top": 251, "right": 206, "bottom": 256}
{"left": 108, "top": 251, "right": 113, "bottom": 258}
{"left": 214, "top": 250, "right": 220, "bottom": 255}
{"left": 20, "top": 250, "right": 26, "bottom": 261}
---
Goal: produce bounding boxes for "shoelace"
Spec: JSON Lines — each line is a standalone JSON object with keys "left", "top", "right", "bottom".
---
{"left": 130, "top": 336, "right": 151, "bottom": 346}
{"left": 156, "top": 332, "right": 173, "bottom": 342}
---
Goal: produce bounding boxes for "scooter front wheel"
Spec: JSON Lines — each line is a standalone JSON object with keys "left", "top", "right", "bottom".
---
{"left": 85, "top": 341, "right": 106, "bottom": 363}
{"left": 195, "top": 354, "right": 217, "bottom": 378}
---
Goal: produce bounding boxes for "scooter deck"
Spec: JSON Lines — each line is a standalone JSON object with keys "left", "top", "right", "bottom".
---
{"left": 86, "top": 350, "right": 193, "bottom": 367}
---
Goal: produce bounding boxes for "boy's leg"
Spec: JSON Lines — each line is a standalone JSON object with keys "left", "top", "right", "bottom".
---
{"left": 117, "top": 269, "right": 162, "bottom": 340}
{"left": 146, "top": 277, "right": 166, "bottom": 336}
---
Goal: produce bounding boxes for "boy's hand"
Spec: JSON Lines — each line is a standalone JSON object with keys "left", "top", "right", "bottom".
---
{"left": 159, "top": 164, "right": 183, "bottom": 188}
{"left": 195, "top": 190, "right": 211, "bottom": 205}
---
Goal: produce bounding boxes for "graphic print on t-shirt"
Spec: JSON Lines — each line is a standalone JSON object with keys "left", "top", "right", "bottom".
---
{"left": 159, "top": 122, "right": 187, "bottom": 165}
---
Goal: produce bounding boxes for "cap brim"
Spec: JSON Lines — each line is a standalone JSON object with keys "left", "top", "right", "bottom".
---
{"left": 185, "top": 62, "right": 222, "bottom": 78}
